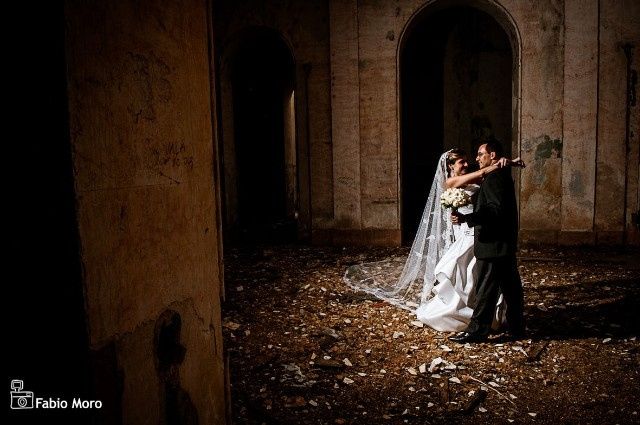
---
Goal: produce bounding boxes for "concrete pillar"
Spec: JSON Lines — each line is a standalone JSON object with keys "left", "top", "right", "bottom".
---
{"left": 65, "top": 0, "right": 226, "bottom": 422}
{"left": 330, "top": 0, "right": 362, "bottom": 229}
{"left": 518, "top": 0, "right": 565, "bottom": 243}
{"left": 358, "top": 1, "right": 400, "bottom": 233}
{"left": 307, "top": 61, "right": 335, "bottom": 229}
{"left": 595, "top": 0, "right": 640, "bottom": 244}
{"left": 560, "top": 0, "right": 598, "bottom": 244}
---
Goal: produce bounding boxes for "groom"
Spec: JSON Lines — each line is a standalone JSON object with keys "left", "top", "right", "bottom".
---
{"left": 449, "top": 140, "right": 525, "bottom": 343}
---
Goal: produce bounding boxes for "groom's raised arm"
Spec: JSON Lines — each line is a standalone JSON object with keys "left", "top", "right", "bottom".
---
{"left": 464, "top": 172, "right": 507, "bottom": 228}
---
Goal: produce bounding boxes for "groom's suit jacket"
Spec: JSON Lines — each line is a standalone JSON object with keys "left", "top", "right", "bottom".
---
{"left": 466, "top": 167, "right": 518, "bottom": 259}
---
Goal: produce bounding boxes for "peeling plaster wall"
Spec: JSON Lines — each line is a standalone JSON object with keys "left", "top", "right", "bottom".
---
{"left": 561, "top": 0, "right": 598, "bottom": 243}
{"left": 330, "top": 0, "right": 362, "bottom": 230}
{"left": 323, "top": 0, "right": 638, "bottom": 245}
{"left": 210, "top": 0, "right": 639, "bottom": 246}
{"left": 357, "top": 2, "right": 402, "bottom": 233}
{"left": 515, "top": 0, "right": 564, "bottom": 240}
{"left": 65, "top": 0, "right": 226, "bottom": 422}
{"left": 595, "top": 0, "right": 640, "bottom": 245}
{"left": 326, "top": 0, "right": 567, "bottom": 244}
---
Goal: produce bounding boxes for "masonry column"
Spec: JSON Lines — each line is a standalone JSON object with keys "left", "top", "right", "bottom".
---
{"left": 560, "top": 0, "right": 598, "bottom": 244}
{"left": 330, "top": 0, "right": 361, "bottom": 231}
{"left": 518, "top": 0, "right": 565, "bottom": 244}
{"left": 356, "top": 1, "right": 400, "bottom": 245}
{"left": 595, "top": 0, "right": 640, "bottom": 245}
{"left": 65, "top": 0, "right": 226, "bottom": 422}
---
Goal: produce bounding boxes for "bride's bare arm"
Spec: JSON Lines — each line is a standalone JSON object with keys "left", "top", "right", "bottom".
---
{"left": 445, "top": 157, "right": 525, "bottom": 189}
{"left": 445, "top": 167, "right": 496, "bottom": 188}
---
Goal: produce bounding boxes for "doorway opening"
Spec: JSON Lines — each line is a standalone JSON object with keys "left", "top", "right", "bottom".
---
{"left": 400, "top": 4, "right": 516, "bottom": 244}
{"left": 221, "top": 28, "right": 297, "bottom": 244}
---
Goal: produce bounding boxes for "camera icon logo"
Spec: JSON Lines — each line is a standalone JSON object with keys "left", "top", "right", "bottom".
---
{"left": 10, "top": 380, "right": 34, "bottom": 409}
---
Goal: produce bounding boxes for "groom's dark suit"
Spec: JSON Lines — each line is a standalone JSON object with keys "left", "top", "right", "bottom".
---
{"left": 464, "top": 167, "right": 524, "bottom": 336}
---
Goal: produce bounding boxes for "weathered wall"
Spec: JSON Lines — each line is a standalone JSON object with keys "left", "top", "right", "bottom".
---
{"left": 323, "top": 0, "right": 638, "bottom": 246}
{"left": 65, "top": 0, "right": 226, "bottom": 422}
{"left": 594, "top": 0, "right": 640, "bottom": 245}
{"left": 561, "top": 0, "right": 598, "bottom": 244}
{"left": 516, "top": 0, "right": 565, "bottom": 242}
{"left": 330, "top": 0, "right": 362, "bottom": 230}
{"left": 325, "top": 0, "right": 563, "bottom": 244}
{"left": 211, "top": 0, "right": 639, "bottom": 246}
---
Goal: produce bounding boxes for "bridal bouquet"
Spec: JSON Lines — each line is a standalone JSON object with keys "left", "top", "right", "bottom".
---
{"left": 440, "top": 187, "right": 471, "bottom": 211}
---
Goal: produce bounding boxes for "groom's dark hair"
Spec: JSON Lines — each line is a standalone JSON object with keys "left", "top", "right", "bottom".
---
{"left": 484, "top": 138, "right": 504, "bottom": 158}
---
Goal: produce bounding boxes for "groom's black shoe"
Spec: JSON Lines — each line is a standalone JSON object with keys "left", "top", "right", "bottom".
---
{"left": 449, "top": 332, "right": 488, "bottom": 343}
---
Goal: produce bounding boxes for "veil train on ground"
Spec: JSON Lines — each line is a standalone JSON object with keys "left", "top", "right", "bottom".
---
{"left": 343, "top": 152, "right": 454, "bottom": 311}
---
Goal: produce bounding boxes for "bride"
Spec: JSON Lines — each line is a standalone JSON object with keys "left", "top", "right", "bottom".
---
{"left": 344, "top": 148, "right": 524, "bottom": 332}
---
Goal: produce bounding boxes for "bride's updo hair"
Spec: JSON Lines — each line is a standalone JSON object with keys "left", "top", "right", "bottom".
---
{"left": 446, "top": 148, "right": 466, "bottom": 176}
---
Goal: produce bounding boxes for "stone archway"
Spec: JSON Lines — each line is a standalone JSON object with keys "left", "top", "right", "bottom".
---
{"left": 398, "top": 0, "right": 521, "bottom": 244}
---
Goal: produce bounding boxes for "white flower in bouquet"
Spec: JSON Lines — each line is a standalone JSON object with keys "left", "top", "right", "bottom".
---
{"left": 440, "top": 187, "right": 471, "bottom": 210}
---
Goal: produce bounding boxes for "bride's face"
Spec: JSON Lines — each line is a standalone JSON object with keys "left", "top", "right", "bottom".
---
{"left": 450, "top": 158, "right": 469, "bottom": 176}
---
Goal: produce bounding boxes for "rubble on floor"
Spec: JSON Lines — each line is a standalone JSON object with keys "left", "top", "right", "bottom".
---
{"left": 223, "top": 246, "right": 640, "bottom": 424}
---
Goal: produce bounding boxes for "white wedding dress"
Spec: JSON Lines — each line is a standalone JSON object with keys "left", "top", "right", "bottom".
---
{"left": 343, "top": 152, "right": 505, "bottom": 333}
{"left": 415, "top": 184, "right": 505, "bottom": 331}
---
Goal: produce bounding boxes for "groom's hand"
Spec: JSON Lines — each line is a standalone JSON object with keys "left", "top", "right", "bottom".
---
{"left": 497, "top": 157, "right": 510, "bottom": 168}
{"left": 451, "top": 211, "right": 466, "bottom": 224}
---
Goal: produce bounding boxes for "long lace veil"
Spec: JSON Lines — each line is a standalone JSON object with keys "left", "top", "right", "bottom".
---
{"left": 343, "top": 151, "right": 454, "bottom": 311}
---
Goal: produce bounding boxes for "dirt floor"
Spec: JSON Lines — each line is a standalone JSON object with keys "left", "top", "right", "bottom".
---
{"left": 222, "top": 245, "right": 640, "bottom": 425}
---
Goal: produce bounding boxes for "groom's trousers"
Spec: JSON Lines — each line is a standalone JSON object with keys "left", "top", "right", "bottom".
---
{"left": 466, "top": 255, "right": 524, "bottom": 336}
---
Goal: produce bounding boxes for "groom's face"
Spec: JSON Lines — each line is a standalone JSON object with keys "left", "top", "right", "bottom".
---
{"left": 476, "top": 144, "right": 495, "bottom": 169}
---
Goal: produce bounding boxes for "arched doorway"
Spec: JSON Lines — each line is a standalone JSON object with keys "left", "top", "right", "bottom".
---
{"left": 400, "top": 3, "right": 519, "bottom": 244}
{"left": 220, "top": 28, "right": 298, "bottom": 243}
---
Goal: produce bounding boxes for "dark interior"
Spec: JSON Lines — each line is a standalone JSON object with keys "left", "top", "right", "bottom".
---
{"left": 401, "top": 6, "right": 513, "bottom": 243}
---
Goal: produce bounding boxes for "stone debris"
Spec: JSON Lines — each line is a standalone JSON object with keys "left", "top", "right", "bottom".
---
{"left": 428, "top": 357, "right": 444, "bottom": 372}
{"left": 223, "top": 245, "right": 640, "bottom": 424}
{"left": 223, "top": 320, "right": 241, "bottom": 331}
{"left": 314, "top": 359, "right": 345, "bottom": 370}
